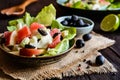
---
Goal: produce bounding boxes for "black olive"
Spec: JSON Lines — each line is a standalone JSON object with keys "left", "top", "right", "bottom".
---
{"left": 71, "top": 15, "right": 79, "bottom": 22}
{"left": 65, "top": 17, "right": 71, "bottom": 22}
{"left": 95, "top": 55, "right": 105, "bottom": 66}
{"left": 38, "top": 28, "right": 47, "bottom": 36}
{"left": 76, "top": 19, "right": 85, "bottom": 27}
{"left": 47, "top": 26, "right": 51, "bottom": 29}
{"left": 60, "top": 35, "right": 63, "bottom": 40}
{"left": 25, "top": 44, "right": 35, "bottom": 48}
{"left": 37, "top": 39, "right": 41, "bottom": 42}
{"left": 76, "top": 39, "right": 85, "bottom": 48}
{"left": 83, "top": 33, "right": 92, "bottom": 41}
{"left": 53, "top": 33, "right": 60, "bottom": 38}
{"left": 73, "top": 22, "right": 77, "bottom": 26}
{"left": 61, "top": 20, "right": 68, "bottom": 26}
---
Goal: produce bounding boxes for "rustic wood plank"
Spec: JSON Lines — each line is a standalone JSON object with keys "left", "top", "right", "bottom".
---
{"left": 98, "top": 48, "right": 120, "bottom": 80}
{"left": 62, "top": 75, "right": 90, "bottom": 80}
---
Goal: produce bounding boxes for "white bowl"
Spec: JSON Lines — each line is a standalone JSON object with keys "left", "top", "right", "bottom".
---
{"left": 56, "top": 16, "right": 94, "bottom": 37}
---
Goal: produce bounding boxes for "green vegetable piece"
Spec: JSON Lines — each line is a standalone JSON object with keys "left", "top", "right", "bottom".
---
{"left": 7, "top": 26, "right": 17, "bottom": 31}
{"left": 20, "top": 37, "right": 30, "bottom": 47}
{"left": 23, "top": 12, "right": 35, "bottom": 26}
{"left": 51, "top": 20, "right": 76, "bottom": 40}
{"left": 47, "top": 39, "right": 69, "bottom": 55}
{"left": 51, "top": 20, "right": 65, "bottom": 30}
{"left": 107, "top": 2, "right": 120, "bottom": 10}
{"left": 7, "top": 18, "right": 24, "bottom": 31}
{"left": 9, "top": 20, "right": 17, "bottom": 26}
{"left": 72, "top": 1, "right": 87, "bottom": 9}
{"left": 42, "top": 54, "right": 51, "bottom": 57}
{"left": 55, "top": 39, "right": 69, "bottom": 54}
{"left": 9, "top": 18, "right": 24, "bottom": 26}
{"left": 35, "top": 4, "right": 56, "bottom": 26}
{"left": 63, "top": 27, "right": 76, "bottom": 40}
{"left": 72, "top": 1, "right": 81, "bottom": 9}
{"left": 47, "top": 49, "right": 58, "bottom": 56}
{"left": 106, "top": 0, "right": 114, "bottom": 3}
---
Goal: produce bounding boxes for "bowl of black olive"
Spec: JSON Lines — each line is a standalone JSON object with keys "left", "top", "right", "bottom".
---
{"left": 57, "top": 15, "right": 94, "bottom": 37}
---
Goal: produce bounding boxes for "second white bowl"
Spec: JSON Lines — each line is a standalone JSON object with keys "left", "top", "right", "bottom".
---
{"left": 56, "top": 16, "right": 94, "bottom": 37}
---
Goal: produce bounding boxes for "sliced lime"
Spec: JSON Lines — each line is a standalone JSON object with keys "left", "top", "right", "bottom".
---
{"left": 118, "top": 14, "right": 120, "bottom": 23}
{"left": 100, "top": 14, "right": 119, "bottom": 32}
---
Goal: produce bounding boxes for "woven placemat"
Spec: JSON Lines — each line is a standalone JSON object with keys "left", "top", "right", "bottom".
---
{"left": 0, "top": 32, "right": 117, "bottom": 80}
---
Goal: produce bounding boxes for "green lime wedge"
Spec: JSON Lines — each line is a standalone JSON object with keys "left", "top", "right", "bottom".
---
{"left": 100, "top": 14, "right": 119, "bottom": 32}
{"left": 118, "top": 14, "right": 120, "bottom": 23}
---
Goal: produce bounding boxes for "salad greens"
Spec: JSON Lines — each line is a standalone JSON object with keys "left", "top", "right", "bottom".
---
{"left": 46, "top": 39, "right": 69, "bottom": 56}
{"left": 23, "top": 12, "right": 35, "bottom": 26}
{"left": 46, "top": 20, "right": 76, "bottom": 56}
{"left": 5, "top": 4, "right": 76, "bottom": 57}
{"left": 106, "top": 0, "right": 114, "bottom": 3}
{"left": 35, "top": 4, "right": 56, "bottom": 26}
{"left": 51, "top": 20, "right": 76, "bottom": 40}
{"left": 64, "top": 0, "right": 120, "bottom": 10}
{"left": 7, "top": 4, "right": 56, "bottom": 31}
{"left": 72, "top": 1, "right": 89, "bottom": 9}
{"left": 107, "top": 2, "right": 120, "bottom": 10}
{"left": 7, "top": 13, "right": 35, "bottom": 31}
{"left": 51, "top": 20, "right": 65, "bottom": 30}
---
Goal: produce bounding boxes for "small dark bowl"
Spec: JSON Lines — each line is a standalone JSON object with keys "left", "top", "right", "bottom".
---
{"left": 0, "top": 39, "right": 75, "bottom": 67}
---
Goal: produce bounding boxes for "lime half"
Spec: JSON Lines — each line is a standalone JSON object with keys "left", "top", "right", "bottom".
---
{"left": 100, "top": 14, "right": 119, "bottom": 32}
{"left": 118, "top": 14, "right": 120, "bottom": 23}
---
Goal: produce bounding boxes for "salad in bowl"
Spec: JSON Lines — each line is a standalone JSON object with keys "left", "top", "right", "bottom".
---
{"left": 0, "top": 4, "right": 76, "bottom": 66}
{"left": 58, "top": 0, "right": 120, "bottom": 10}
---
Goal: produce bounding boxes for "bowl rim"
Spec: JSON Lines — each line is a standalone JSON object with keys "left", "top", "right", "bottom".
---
{"left": 56, "top": 15, "right": 95, "bottom": 28}
{"left": 0, "top": 38, "right": 75, "bottom": 59}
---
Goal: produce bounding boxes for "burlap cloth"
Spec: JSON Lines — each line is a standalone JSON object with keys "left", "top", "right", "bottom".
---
{"left": 0, "top": 32, "right": 117, "bottom": 80}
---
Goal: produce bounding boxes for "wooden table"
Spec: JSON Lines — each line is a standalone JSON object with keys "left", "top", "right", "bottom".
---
{"left": 0, "top": 0, "right": 120, "bottom": 80}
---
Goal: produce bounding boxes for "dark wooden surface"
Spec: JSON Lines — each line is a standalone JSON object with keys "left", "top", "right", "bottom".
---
{"left": 0, "top": 0, "right": 120, "bottom": 80}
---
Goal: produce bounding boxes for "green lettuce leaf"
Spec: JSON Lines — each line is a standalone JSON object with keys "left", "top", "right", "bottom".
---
{"left": 47, "top": 39, "right": 69, "bottom": 55}
{"left": 7, "top": 4, "right": 56, "bottom": 31}
{"left": 63, "top": 27, "right": 76, "bottom": 40}
{"left": 35, "top": 4, "right": 56, "bottom": 26}
{"left": 106, "top": 0, "right": 114, "bottom": 3}
{"left": 51, "top": 20, "right": 65, "bottom": 30}
{"left": 7, "top": 26, "right": 17, "bottom": 31}
{"left": 7, "top": 18, "right": 24, "bottom": 31}
{"left": 72, "top": 1, "right": 87, "bottom": 9}
{"left": 45, "top": 20, "right": 76, "bottom": 56}
{"left": 107, "top": 2, "right": 120, "bottom": 10}
{"left": 7, "top": 12, "right": 34, "bottom": 31}
{"left": 51, "top": 20, "right": 76, "bottom": 40}
{"left": 23, "top": 12, "right": 35, "bottom": 26}
{"left": 55, "top": 39, "right": 69, "bottom": 54}
{"left": 72, "top": 1, "right": 81, "bottom": 8}
{"left": 46, "top": 49, "right": 58, "bottom": 56}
